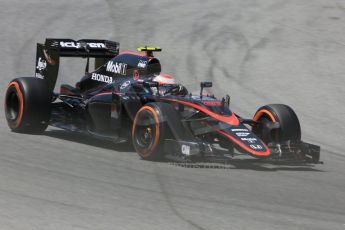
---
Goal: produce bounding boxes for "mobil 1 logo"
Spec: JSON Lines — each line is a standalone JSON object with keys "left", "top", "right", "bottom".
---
{"left": 106, "top": 61, "right": 127, "bottom": 75}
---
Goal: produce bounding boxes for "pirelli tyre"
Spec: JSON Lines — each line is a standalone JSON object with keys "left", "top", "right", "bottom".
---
{"left": 132, "top": 102, "right": 182, "bottom": 161}
{"left": 252, "top": 104, "right": 301, "bottom": 144}
{"left": 5, "top": 77, "right": 51, "bottom": 133}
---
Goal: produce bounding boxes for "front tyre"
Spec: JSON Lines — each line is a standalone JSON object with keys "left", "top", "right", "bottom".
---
{"left": 252, "top": 104, "right": 301, "bottom": 144}
{"left": 132, "top": 102, "right": 183, "bottom": 161}
{"left": 5, "top": 77, "right": 51, "bottom": 133}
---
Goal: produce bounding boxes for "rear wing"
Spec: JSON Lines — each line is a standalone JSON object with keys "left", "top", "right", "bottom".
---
{"left": 35, "top": 38, "right": 120, "bottom": 91}
{"left": 44, "top": 38, "right": 119, "bottom": 57}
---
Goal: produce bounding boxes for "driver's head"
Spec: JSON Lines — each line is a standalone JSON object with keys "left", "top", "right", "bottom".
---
{"left": 152, "top": 73, "right": 188, "bottom": 96}
{"left": 152, "top": 74, "right": 175, "bottom": 85}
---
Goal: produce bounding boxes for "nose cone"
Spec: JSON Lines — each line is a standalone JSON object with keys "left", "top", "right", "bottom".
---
{"left": 217, "top": 124, "right": 271, "bottom": 157}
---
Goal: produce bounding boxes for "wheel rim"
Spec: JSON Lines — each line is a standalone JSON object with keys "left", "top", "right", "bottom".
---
{"left": 132, "top": 107, "right": 160, "bottom": 158}
{"left": 6, "top": 90, "right": 20, "bottom": 121}
{"left": 254, "top": 116, "right": 279, "bottom": 143}
{"left": 134, "top": 111, "right": 156, "bottom": 156}
{"left": 135, "top": 114, "right": 156, "bottom": 149}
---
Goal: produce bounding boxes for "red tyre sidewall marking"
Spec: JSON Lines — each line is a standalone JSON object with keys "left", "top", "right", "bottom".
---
{"left": 6, "top": 82, "right": 24, "bottom": 129}
{"left": 253, "top": 109, "right": 277, "bottom": 122}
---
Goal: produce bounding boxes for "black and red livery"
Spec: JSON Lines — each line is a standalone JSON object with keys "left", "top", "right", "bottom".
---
{"left": 4, "top": 38, "right": 321, "bottom": 163}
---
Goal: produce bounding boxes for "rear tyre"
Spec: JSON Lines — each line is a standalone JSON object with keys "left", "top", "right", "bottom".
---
{"left": 252, "top": 104, "right": 301, "bottom": 144}
{"left": 132, "top": 102, "right": 181, "bottom": 161}
{"left": 5, "top": 77, "right": 51, "bottom": 133}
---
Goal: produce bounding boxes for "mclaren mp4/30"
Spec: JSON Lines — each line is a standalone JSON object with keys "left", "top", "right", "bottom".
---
{"left": 4, "top": 38, "right": 321, "bottom": 163}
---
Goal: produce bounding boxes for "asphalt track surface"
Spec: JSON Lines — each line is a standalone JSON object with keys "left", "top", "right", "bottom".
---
{"left": 0, "top": 0, "right": 345, "bottom": 229}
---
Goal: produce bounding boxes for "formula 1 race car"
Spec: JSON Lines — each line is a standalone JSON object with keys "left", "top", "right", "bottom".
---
{"left": 4, "top": 38, "right": 321, "bottom": 163}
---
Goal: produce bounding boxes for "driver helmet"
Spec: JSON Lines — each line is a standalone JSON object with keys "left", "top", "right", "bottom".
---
{"left": 152, "top": 73, "right": 176, "bottom": 85}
